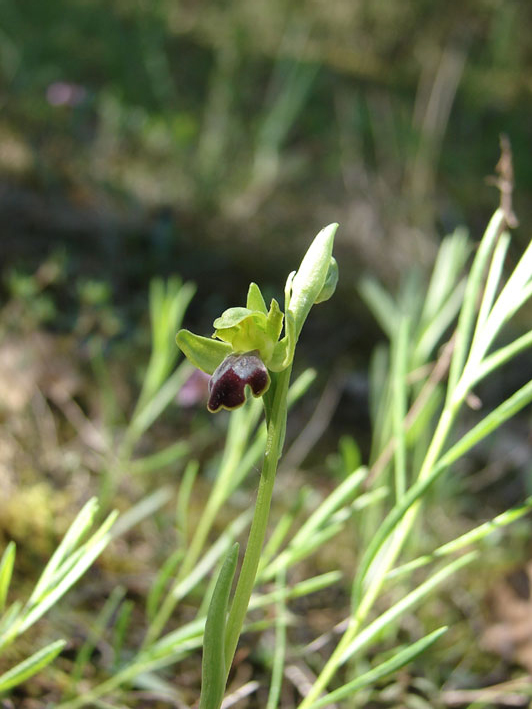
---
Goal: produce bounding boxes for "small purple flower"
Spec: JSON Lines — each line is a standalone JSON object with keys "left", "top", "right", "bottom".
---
{"left": 177, "top": 369, "right": 211, "bottom": 407}
{"left": 207, "top": 351, "right": 270, "bottom": 413}
{"left": 46, "top": 82, "right": 87, "bottom": 107}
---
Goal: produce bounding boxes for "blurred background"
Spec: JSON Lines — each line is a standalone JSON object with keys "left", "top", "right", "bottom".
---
{"left": 2, "top": 0, "right": 532, "bottom": 431}
{"left": 1, "top": 0, "right": 532, "bottom": 704}
{"left": 2, "top": 0, "right": 532, "bottom": 308}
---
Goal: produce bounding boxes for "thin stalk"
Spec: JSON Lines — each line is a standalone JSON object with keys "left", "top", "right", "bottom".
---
{"left": 180, "top": 404, "right": 259, "bottom": 579}
{"left": 224, "top": 365, "right": 292, "bottom": 674}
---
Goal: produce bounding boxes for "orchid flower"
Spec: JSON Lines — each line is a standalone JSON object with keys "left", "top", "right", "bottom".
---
{"left": 176, "top": 224, "right": 338, "bottom": 412}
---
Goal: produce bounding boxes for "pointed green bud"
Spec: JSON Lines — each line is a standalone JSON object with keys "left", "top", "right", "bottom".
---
{"left": 288, "top": 223, "right": 338, "bottom": 336}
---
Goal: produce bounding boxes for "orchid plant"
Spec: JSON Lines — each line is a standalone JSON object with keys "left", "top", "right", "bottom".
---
{"left": 176, "top": 224, "right": 338, "bottom": 708}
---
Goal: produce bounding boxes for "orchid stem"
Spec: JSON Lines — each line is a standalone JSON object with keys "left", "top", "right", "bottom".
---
{"left": 223, "top": 365, "right": 292, "bottom": 674}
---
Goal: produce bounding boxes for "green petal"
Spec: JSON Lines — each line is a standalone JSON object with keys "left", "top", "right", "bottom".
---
{"left": 213, "top": 307, "right": 253, "bottom": 330}
{"left": 246, "top": 282, "right": 268, "bottom": 314}
{"left": 265, "top": 298, "right": 284, "bottom": 343}
{"left": 176, "top": 330, "right": 231, "bottom": 374}
{"left": 269, "top": 310, "right": 296, "bottom": 372}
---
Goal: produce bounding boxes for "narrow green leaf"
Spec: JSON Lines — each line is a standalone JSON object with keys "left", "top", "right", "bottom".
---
{"left": 199, "top": 543, "right": 239, "bottom": 709}
{"left": 266, "top": 568, "right": 287, "bottom": 709}
{"left": 147, "top": 616, "right": 205, "bottom": 660}
{"left": 0, "top": 601, "right": 22, "bottom": 651}
{"left": 112, "top": 599, "right": 134, "bottom": 668}
{"left": 176, "top": 460, "right": 199, "bottom": 546}
{"left": 468, "top": 329, "right": 532, "bottom": 389}
{"left": 147, "top": 547, "right": 184, "bottom": 622}
{"left": 351, "top": 459, "right": 452, "bottom": 609}
{"left": 129, "top": 441, "right": 189, "bottom": 475}
{"left": 290, "top": 467, "right": 367, "bottom": 550}
{"left": 414, "top": 280, "right": 466, "bottom": 366}
{"left": 262, "top": 523, "right": 344, "bottom": 582}
{"left": 0, "top": 638, "right": 66, "bottom": 692}
{"left": 128, "top": 362, "right": 193, "bottom": 442}
{"left": 359, "top": 277, "right": 399, "bottom": 340}
{"left": 0, "top": 542, "right": 16, "bottom": 613}
{"left": 485, "top": 230, "right": 532, "bottom": 336}
{"left": 388, "top": 496, "right": 532, "bottom": 580}
{"left": 29, "top": 499, "right": 99, "bottom": 605}
{"left": 287, "top": 368, "right": 317, "bottom": 406}
{"left": 440, "top": 379, "right": 532, "bottom": 468}
{"left": 344, "top": 553, "right": 474, "bottom": 665}
{"left": 258, "top": 487, "right": 311, "bottom": 574}
{"left": 392, "top": 318, "right": 409, "bottom": 499}
{"left": 421, "top": 226, "right": 469, "bottom": 324}
{"left": 144, "top": 508, "right": 251, "bottom": 647}
{"left": 473, "top": 231, "right": 511, "bottom": 337}
{"left": 446, "top": 208, "right": 505, "bottom": 401}
{"left": 307, "top": 627, "right": 447, "bottom": 708}
{"left": 19, "top": 511, "right": 118, "bottom": 635}
{"left": 111, "top": 487, "right": 172, "bottom": 539}
{"left": 70, "top": 587, "right": 126, "bottom": 689}
{"left": 250, "top": 572, "right": 342, "bottom": 611}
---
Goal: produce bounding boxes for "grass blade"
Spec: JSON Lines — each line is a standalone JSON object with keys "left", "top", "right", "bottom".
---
{"left": 440, "top": 379, "right": 532, "bottom": 468}
{"left": 0, "top": 638, "right": 66, "bottom": 692}
{"left": 19, "top": 511, "right": 118, "bottom": 635}
{"left": 0, "top": 542, "right": 16, "bottom": 613}
{"left": 199, "top": 543, "right": 239, "bottom": 709}
{"left": 388, "top": 496, "right": 532, "bottom": 580}
{"left": 446, "top": 208, "right": 505, "bottom": 401}
{"left": 266, "top": 568, "right": 287, "bottom": 709}
{"left": 29, "top": 498, "right": 99, "bottom": 604}
{"left": 343, "top": 553, "right": 474, "bottom": 665}
{"left": 307, "top": 627, "right": 447, "bottom": 708}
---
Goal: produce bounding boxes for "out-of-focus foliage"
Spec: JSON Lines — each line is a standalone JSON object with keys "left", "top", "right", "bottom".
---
{"left": 1, "top": 0, "right": 532, "bottom": 286}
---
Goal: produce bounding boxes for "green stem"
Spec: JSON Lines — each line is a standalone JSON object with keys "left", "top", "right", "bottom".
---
{"left": 223, "top": 366, "right": 292, "bottom": 675}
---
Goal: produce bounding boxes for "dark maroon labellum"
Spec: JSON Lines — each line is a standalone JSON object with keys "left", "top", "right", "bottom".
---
{"left": 207, "top": 351, "right": 270, "bottom": 413}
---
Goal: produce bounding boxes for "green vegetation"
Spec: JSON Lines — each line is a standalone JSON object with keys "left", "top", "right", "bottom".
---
{"left": 1, "top": 192, "right": 532, "bottom": 706}
{"left": 1, "top": 2, "right": 532, "bottom": 706}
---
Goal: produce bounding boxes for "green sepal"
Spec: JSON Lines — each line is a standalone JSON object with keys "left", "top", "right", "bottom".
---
{"left": 214, "top": 312, "right": 267, "bottom": 356}
{"left": 246, "top": 282, "right": 268, "bottom": 314}
{"left": 213, "top": 307, "right": 253, "bottom": 330}
{"left": 288, "top": 223, "right": 338, "bottom": 336}
{"left": 176, "top": 329, "right": 231, "bottom": 375}
{"left": 315, "top": 256, "right": 339, "bottom": 304}
{"left": 214, "top": 301, "right": 284, "bottom": 365}
{"left": 199, "top": 543, "right": 239, "bottom": 709}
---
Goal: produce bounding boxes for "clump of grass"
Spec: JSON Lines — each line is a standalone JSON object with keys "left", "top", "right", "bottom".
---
{"left": 1, "top": 156, "right": 532, "bottom": 708}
